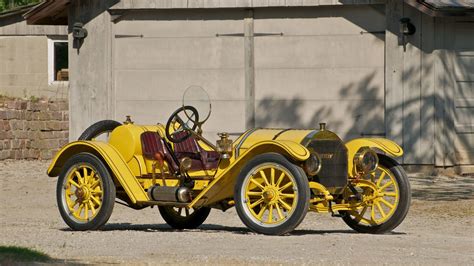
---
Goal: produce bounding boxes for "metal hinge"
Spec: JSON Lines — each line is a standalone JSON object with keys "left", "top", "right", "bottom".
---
{"left": 115, "top": 34, "right": 144, "bottom": 38}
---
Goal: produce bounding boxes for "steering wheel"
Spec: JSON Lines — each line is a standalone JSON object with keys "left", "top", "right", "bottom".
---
{"left": 165, "top": 106, "right": 199, "bottom": 143}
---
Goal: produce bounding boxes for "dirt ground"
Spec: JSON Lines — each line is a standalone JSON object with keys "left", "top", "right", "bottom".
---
{"left": 0, "top": 160, "right": 473, "bottom": 265}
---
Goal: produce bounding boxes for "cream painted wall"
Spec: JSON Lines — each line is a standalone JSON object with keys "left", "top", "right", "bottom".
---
{"left": 0, "top": 36, "right": 68, "bottom": 99}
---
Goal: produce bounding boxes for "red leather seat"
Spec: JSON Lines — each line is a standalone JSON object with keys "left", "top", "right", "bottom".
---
{"left": 172, "top": 131, "right": 220, "bottom": 171}
{"left": 140, "top": 131, "right": 178, "bottom": 173}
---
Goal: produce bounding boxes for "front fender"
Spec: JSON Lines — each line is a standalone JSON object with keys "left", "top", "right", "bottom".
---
{"left": 240, "top": 140, "right": 311, "bottom": 161}
{"left": 48, "top": 141, "right": 149, "bottom": 203}
{"left": 345, "top": 138, "right": 403, "bottom": 176}
{"left": 188, "top": 140, "right": 310, "bottom": 208}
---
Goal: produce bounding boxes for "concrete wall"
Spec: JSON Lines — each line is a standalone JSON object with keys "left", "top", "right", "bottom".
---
{"left": 66, "top": 0, "right": 474, "bottom": 167}
{"left": 0, "top": 13, "right": 68, "bottom": 99}
{"left": 0, "top": 36, "right": 68, "bottom": 99}
{"left": 385, "top": 0, "right": 474, "bottom": 167}
{"left": 67, "top": 0, "right": 117, "bottom": 141}
{"left": 0, "top": 17, "right": 66, "bottom": 36}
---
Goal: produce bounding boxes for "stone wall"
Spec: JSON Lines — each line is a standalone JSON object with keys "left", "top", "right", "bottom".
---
{"left": 0, "top": 98, "right": 68, "bottom": 160}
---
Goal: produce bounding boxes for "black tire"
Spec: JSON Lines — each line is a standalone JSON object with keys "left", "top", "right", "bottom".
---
{"left": 341, "top": 155, "right": 411, "bottom": 234}
{"left": 158, "top": 206, "right": 211, "bottom": 229}
{"left": 234, "top": 153, "right": 310, "bottom": 235}
{"left": 57, "top": 152, "right": 116, "bottom": 230}
{"left": 78, "top": 120, "right": 122, "bottom": 140}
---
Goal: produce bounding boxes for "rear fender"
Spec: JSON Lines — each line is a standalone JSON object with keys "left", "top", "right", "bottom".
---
{"left": 188, "top": 140, "right": 310, "bottom": 208}
{"left": 345, "top": 138, "right": 403, "bottom": 177}
{"left": 48, "top": 141, "right": 149, "bottom": 203}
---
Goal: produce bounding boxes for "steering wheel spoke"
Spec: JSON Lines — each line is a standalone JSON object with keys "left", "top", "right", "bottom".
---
{"left": 165, "top": 106, "right": 199, "bottom": 143}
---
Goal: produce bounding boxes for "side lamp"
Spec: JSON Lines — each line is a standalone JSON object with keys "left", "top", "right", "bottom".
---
{"left": 400, "top": 18, "right": 416, "bottom": 51}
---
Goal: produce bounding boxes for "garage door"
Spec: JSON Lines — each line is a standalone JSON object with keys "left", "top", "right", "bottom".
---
{"left": 113, "top": 10, "right": 246, "bottom": 140}
{"left": 254, "top": 6, "right": 386, "bottom": 139}
{"left": 449, "top": 22, "right": 474, "bottom": 165}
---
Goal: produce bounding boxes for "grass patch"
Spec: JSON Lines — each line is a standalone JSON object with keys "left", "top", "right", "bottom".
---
{"left": 0, "top": 246, "right": 51, "bottom": 263}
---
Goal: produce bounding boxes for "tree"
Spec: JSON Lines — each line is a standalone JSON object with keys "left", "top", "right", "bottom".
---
{"left": 0, "top": 0, "right": 40, "bottom": 13}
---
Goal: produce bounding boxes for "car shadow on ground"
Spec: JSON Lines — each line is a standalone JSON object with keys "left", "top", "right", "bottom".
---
{"left": 61, "top": 223, "right": 405, "bottom": 236}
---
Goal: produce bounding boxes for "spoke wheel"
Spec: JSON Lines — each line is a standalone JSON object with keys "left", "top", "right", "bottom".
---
{"left": 78, "top": 120, "right": 121, "bottom": 141}
{"left": 341, "top": 155, "right": 411, "bottom": 234}
{"left": 57, "top": 153, "right": 116, "bottom": 230}
{"left": 158, "top": 206, "right": 211, "bottom": 229}
{"left": 235, "top": 153, "right": 310, "bottom": 235}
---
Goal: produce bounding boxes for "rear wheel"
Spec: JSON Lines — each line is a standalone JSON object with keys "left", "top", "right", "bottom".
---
{"left": 340, "top": 155, "right": 411, "bottom": 234}
{"left": 78, "top": 120, "right": 121, "bottom": 141}
{"left": 158, "top": 206, "right": 211, "bottom": 229}
{"left": 57, "top": 152, "right": 116, "bottom": 230}
{"left": 234, "top": 153, "right": 310, "bottom": 235}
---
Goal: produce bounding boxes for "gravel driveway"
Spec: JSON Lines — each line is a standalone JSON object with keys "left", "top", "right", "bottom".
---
{"left": 1, "top": 160, "right": 473, "bottom": 265}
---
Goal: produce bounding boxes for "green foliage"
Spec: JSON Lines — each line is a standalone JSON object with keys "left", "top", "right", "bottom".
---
{"left": 0, "top": 0, "right": 40, "bottom": 13}
{"left": 0, "top": 246, "right": 51, "bottom": 263}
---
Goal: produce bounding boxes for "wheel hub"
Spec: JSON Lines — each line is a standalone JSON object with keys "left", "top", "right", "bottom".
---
{"left": 262, "top": 187, "right": 279, "bottom": 204}
{"left": 75, "top": 186, "right": 90, "bottom": 202}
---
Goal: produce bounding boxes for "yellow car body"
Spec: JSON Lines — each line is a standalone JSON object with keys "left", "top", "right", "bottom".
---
{"left": 48, "top": 123, "right": 403, "bottom": 210}
{"left": 49, "top": 90, "right": 411, "bottom": 236}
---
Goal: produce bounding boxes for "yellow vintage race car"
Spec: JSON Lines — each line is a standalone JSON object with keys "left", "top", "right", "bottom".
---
{"left": 48, "top": 87, "right": 410, "bottom": 235}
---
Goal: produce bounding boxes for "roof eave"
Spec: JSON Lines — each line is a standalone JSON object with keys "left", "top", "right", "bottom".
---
{"left": 405, "top": 0, "right": 474, "bottom": 17}
{"left": 24, "top": 0, "right": 70, "bottom": 25}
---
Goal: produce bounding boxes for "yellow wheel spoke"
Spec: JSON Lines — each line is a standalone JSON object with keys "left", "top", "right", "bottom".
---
{"left": 90, "top": 179, "right": 100, "bottom": 189}
{"left": 88, "top": 201, "right": 96, "bottom": 215}
{"left": 250, "top": 178, "right": 265, "bottom": 190}
{"left": 279, "top": 193, "right": 295, "bottom": 199}
{"left": 275, "top": 172, "right": 285, "bottom": 187}
{"left": 74, "top": 203, "right": 84, "bottom": 217}
{"left": 278, "top": 182, "right": 293, "bottom": 192}
{"left": 257, "top": 204, "right": 267, "bottom": 220}
{"left": 275, "top": 202, "right": 284, "bottom": 219}
{"left": 270, "top": 168, "right": 275, "bottom": 186}
{"left": 83, "top": 167, "right": 88, "bottom": 184}
{"left": 267, "top": 204, "right": 274, "bottom": 223}
{"left": 352, "top": 208, "right": 375, "bottom": 225}
{"left": 384, "top": 192, "right": 397, "bottom": 197}
{"left": 376, "top": 172, "right": 386, "bottom": 187}
{"left": 91, "top": 191, "right": 103, "bottom": 196}
{"left": 68, "top": 179, "right": 80, "bottom": 188}
{"left": 75, "top": 171, "right": 84, "bottom": 185}
{"left": 260, "top": 170, "right": 270, "bottom": 186}
{"left": 379, "top": 180, "right": 394, "bottom": 191}
{"left": 84, "top": 203, "right": 89, "bottom": 220}
{"left": 88, "top": 170, "right": 96, "bottom": 184}
{"left": 68, "top": 199, "right": 79, "bottom": 209}
{"left": 380, "top": 198, "right": 395, "bottom": 209}
{"left": 90, "top": 195, "right": 101, "bottom": 206}
{"left": 278, "top": 199, "right": 292, "bottom": 211}
{"left": 247, "top": 191, "right": 262, "bottom": 197}
{"left": 375, "top": 201, "right": 386, "bottom": 218}
{"left": 370, "top": 205, "right": 376, "bottom": 221}
{"left": 249, "top": 198, "right": 263, "bottom": 209}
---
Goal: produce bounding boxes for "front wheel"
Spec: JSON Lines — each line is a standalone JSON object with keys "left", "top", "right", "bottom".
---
{"left": 234, "top": 153, "right": 310, "bottom": 235}
{"left": 340, "top": 155, "right": 411, "bottom": 234}
{"left": 57, "top": 152, "right": 116, "bottom": 230}
{"left": 158, "top": 206, "right": 211, "bottom": 229}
